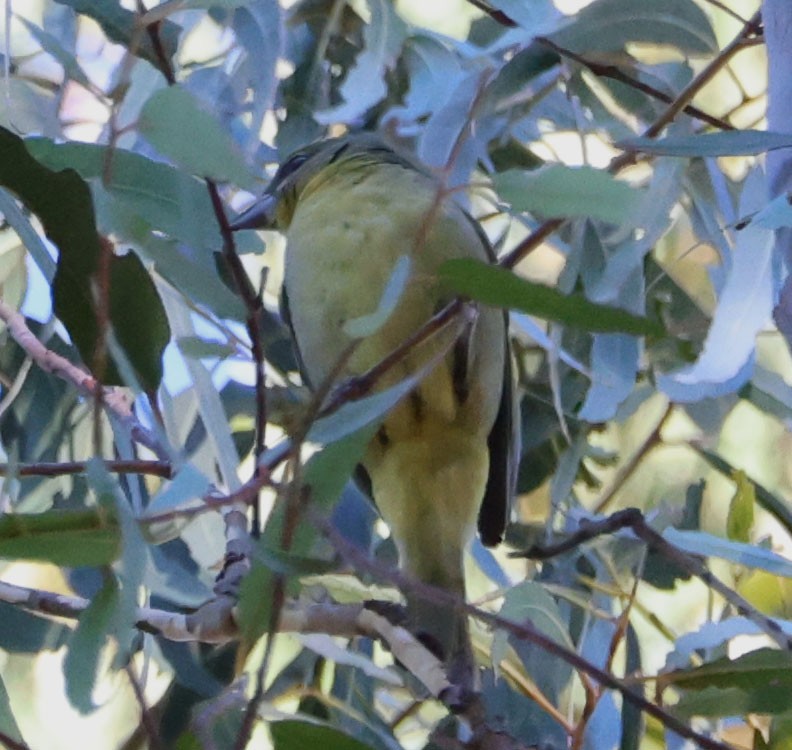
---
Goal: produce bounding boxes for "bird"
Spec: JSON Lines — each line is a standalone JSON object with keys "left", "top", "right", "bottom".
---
{"left": 232, "top": 133, "right": 516, "bottom": 687}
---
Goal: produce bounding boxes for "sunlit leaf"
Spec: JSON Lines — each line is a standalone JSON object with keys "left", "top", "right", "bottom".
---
{"left": 664, "top": 529, "right": 792, "bottom": 578}
{"left": 343, "top": 255, "right": 411, "bottom": 338}
{"left": 726, "top": 470, "right": 755, "bottom": 543}
{"left": 551, "top": 0, "right": 717, "bottom": 55}
{"left": 494, "top": 166, "right": 642, "bottom": 224}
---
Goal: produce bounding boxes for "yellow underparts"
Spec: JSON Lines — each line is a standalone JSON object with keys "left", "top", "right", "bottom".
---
{"left": 367, "top": 424, "right": 489, "bottom": 593}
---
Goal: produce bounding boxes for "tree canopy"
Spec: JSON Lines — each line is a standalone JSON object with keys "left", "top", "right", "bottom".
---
{"left": 1, "top": 1, "right": 791, "bottom": 749}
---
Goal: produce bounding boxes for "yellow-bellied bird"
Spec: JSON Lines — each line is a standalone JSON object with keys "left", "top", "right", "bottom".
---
{"left": 233, "top": 134, "right": 516, "bottom": 685}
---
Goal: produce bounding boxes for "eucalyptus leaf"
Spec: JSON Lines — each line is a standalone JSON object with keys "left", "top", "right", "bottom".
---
{"left": 551, "top": 0, "right": 716, "bottom": 55}
{"left": 0, "top": 508, "right": 120, "bottom": 567}
{"left": 51, "top": 0, "right": 180, "bottom": 75}
{"left": 144, "top": 464, "right": 212, "bottom": 516}
{"left": 271, "top": 720, "right": 378, "bottom": 750}
{"left": 439, "top": 259, "right": 662, "bottom": 336}
{"left": 25, "top": 137, "right": 221, "bottom": 252}
{"left": 63, "top": 577, "right": 119, "bottom": 713}
{"left": 658, "top": 169, "right": 774, "bottom": 399}
{"left": 138, "top": 87, "right": 255, "bottom": 188}
{"left": 317, "top": 0, "right": 406, "bottom": 123}
{"left": 0, "top": 674, "right": 25, "bottom": 746}
{"left": 494, "top": 166, "right": 642, "bottom": 224}
{"left": 620, "top": 131, "right": 792, "bottom": 157}
{"left": 664, "top": 529, "right": 792, "bottom": 578}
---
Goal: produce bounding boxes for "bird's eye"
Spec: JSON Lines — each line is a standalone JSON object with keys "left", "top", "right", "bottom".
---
{"left": 276, "top": 153, "right": 310, "bottom": 181}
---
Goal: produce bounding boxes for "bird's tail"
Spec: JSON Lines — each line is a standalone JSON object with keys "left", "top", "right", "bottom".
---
{"left": 404, "top": 574, "right": 475, "bottom": 690}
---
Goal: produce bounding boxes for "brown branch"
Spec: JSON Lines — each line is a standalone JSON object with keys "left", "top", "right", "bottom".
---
{"left": 536, "top": 36, "right": 736, "bottom": 132}
{"left": 314, "top": 512, "right": 738, "bottom": 750}
{"left": 592, "top": 403, "right": 674, "bottom": 514}
{"left": 464, "top": 0, "right": 516, "bottom": 27}
{"left": 518, "top": 507, "right": 792, "bottom": 652}
{"left": 0, "top": 460, "right": 172, "bottom": 479}
{"left": 0, "top": 299, "right": 168, "bottom": 459}
{"left": 125, "top": 663, "right": 166, "bottom": 750}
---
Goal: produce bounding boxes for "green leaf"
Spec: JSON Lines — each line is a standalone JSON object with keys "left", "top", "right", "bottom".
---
{"left": 51, "top": 0, "right": 181, "bottom": 76}
{"left": 138, "top": 87, "right": 255, "bottom": 188}
{"left": 177, "top": 336, "right": 237, "bottom": 360}
{"left": 0, "top": 601, "right": 70, "bottom": 654}
{"left": 143, "top": 464, "right": 211, "bottom": 516}
{"left": 675, "top": 685, "right": 792, "bottom": 718}
{"left": 271, "top": 720, "right": 378, "bottom": 750}
{"left": 63, "top": 577, "right": 119, "bottom": 713}
{"left": 726, "top": 469, "right": 755, "bottom": 543}
{"left": 19, "top": 17, "right": 92, "bottom": 89}
{"left": 108, "top": 252, "right": 170, "bottom": 391}
{"left": 0, "top": 509, "right": 121, "bottom": 567}
{"left": 317, "top": 0, "right": 407, "bottom": 123}
{"left": 620, "top": 131, "right": 792, "bottom": 157}
{"left": 0, "top": 129, "right": 170, "bottom": 387}
{"left": 663, "top": 648, "right": 792, "bottom": 691}
{"left": 664, "top": 649, "right": 792, "bottom": 717}
{"left": 663, "top": 529, "right": 792, "bottom": 578}
{"left": 0, "top": 126, "right": 105, "bottom": 376}
{"left": 550, "top": 0, "right": 717, "bottom": 55}
{"left": 494, "top": 165, "right": 642, "bottom": 224}
{"left": 439, "top": 259, "right": 663, "bottom": 336}
{"left": 692, "top": 446, "right": 792, "bottom": 539}
{"left": 25, "top": 137, "right": 221, "bottom": 252}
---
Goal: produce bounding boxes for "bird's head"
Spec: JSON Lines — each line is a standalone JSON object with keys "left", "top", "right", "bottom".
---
{"left": 231, "top": 133, "right": 415, "bottom": 232}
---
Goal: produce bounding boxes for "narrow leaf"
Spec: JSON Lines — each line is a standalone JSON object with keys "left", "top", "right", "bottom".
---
{"left": 495, "top": 166, "right": 642, "bottom": 224}
{"left": 550, "top": 0, "right": 717, "bottom": 55}
{"left": 0, "top": 509, "right": 120, "bottom": 567}
{"left": 662, "top": 648, "right": 792, "bottom": 692}
{"left": 726, "top": 470, "right": 755, "bottom": 543}
{"left": 440, "top": 259, "right": 663, "bottom": 336}
{"left": 109, "top": 252, "right": 170, "bottom": 391}
{"left": 271, "top": 720, "right": 378, "bottom": 750}
{"left": 664, "top": 529, "right": 792, "bottom": 578}
{"left": 620, "top": 131, "right": 792, "bottom": 157}
{"left": 63, "top": 578, "right": 119, "bottom": 713}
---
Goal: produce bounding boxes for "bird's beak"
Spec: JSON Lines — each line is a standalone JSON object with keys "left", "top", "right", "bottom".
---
{"left": 230, "top": 193, "right": 278, "bottom": 231}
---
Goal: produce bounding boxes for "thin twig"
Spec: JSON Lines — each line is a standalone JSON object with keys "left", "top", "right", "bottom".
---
{"left": 125, "top": 663, "right": 166, "bottom": 750}
{"left": 0, "top": 298, "right": 168, "bottom": 459}
{"left": 593, "top": 403, "right": 674, "bottom": 514}
{"left": 536, "top": 36, "right": 735, "bottom": 132}
{"left": 314, "top": 511, "right": 738, "bottom": 750}
{"left": 0, "top": 460, "right": 172, "bottom": 479}
{"left": 519, "top": 507, "right": 792, "bottom": 652}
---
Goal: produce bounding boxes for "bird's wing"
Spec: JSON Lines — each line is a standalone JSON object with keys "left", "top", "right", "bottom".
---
{"left": 477, "top": 324, "right": 516, "bottom": 547}
{"left": 279, "top": 283, "right": 313, "bottom": 389}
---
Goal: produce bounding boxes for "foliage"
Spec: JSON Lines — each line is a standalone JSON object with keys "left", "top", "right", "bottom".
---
{"left": 0, "top": 0, "right": 791, "bottom": 749}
